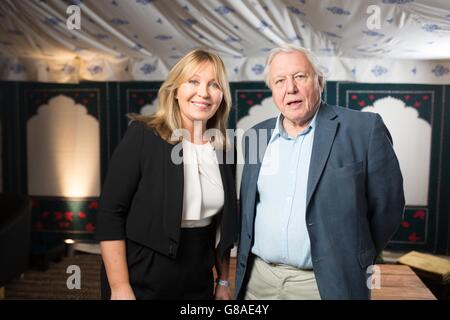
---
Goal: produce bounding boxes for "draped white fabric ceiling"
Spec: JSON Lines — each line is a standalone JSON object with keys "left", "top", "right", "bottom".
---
{"left": 1, "top": 0, "right": 450, "bottom": 83}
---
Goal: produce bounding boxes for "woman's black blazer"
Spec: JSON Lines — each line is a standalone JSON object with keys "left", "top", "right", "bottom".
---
{"left": 96, "top": 121, "right": 238, "bottom": 260}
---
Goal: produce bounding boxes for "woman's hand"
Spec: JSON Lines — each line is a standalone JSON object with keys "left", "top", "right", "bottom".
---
{"left": 101, "top": 241, "right": 135, "bottom": 300}
{"left": 110, "top": 284, "right": 136, "bottom": 300}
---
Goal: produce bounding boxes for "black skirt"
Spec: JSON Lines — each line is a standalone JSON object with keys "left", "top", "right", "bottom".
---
{"left": 101, "top": 224, "right": 216, "bottom": 300}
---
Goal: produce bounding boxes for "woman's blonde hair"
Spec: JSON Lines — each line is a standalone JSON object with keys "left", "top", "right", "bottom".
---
{"left": 129, "top": 48, "right": 231, "bottom": 150}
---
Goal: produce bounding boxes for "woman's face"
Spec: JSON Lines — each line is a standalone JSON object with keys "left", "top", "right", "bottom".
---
{"left": 176, "top": 62, "right": 223, "bottom": 129}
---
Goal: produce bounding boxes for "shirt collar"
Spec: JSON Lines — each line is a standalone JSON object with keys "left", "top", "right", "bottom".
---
{"left": 270, "top": 106, "right": 320, "bottom": 143}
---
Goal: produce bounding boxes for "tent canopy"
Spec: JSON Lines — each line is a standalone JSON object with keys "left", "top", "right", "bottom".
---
{"left": 1, "top": 0, "right": 450, "bottom": 83}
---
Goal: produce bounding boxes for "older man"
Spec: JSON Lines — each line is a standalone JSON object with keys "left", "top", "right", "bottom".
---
{"left": 235, "top": 44, "right": 405, "bottom": 300}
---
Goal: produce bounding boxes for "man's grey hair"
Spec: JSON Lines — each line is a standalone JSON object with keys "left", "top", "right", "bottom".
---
{"left": 264, "top": 44, "right": 325, "bottom": 88}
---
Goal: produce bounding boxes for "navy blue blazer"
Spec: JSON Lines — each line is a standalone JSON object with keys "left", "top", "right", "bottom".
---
{"left": 235, "top": 103, "right": 405, "bottom": 299}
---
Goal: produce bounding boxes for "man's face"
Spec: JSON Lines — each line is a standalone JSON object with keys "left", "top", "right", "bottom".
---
{"left": 269, "top": 51, "right": 323, "bottom": 126}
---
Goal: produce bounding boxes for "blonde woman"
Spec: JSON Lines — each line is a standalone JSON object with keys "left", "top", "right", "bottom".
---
{"left": 96, "top": 48, "right": 237, "bottom": 300}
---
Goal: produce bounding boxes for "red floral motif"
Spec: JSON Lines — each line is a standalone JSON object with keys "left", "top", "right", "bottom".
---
{"left": 89, "top": 201, "right": 98, "bottom": 209}
{"left": 65, "top": 211, "right": 74, "bottom": 221}
{"left": 368, "top": 95, "right": 375, "bottom": 100}
{"left": 147, "top": 92, "right": 153, "bottom": 97}
{"left": 413, "top": 210, "right": 426, "bottom": 220}
{"left": 404, "top": 95, "right": 411, "bottom": 100}
{"left": 78, "top": 211, "right": 87, "bottom": 219}
{"left": 58, "top": 221, "right": 70, "bottom": 229}
{"left": 82, "top": 98, "right": 89, "bottom": 105}
{"left": 86, "top": 223, "right": 95, "bottom": 232}
{"left": 256, "top": 93, "right": 263, "bottom": 98}
{"left": 358, "top": 100, "right": 365, "bottom": 107}
{"left": 41, "top": 211, "right": 50, "bottom": 218}
{"left": 55, "top": 211, "right": 63, "bottom": 221}
{"left": 138, "top": 99, "right": 145, "bottom": 105}
{"left": 408, "top": 232, "right": 421, "bottom": 242}
{"left": 239, "top": 93, "right": 246, "bottom": 99}
{"left": 401, "top": 221, "right": 410, "bottom": 228}
{"left": 90, "top": 93, "right": 96, "bottom": 97}
{"left": 351, "top": 95, "right": 357, "bottom": 100}
{"left": 422, "top": 95, "right": 429, "bottom": 101}
{"left": 413, "top": 101, "right": 421, "bottom": 108}
{"left": 246, "top": 99, "right": 254, "bottom": 106}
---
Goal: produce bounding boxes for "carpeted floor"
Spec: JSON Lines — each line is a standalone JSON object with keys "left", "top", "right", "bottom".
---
{"left": 5, "top": 254, "right": 102, "bottom": 300}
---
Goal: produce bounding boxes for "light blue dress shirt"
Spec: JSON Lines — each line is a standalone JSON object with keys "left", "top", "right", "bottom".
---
{"left": 251, "top": 111, "right": 317, "bottom": 269}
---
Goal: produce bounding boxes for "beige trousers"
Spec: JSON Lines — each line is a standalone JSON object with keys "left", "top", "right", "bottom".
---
{"left": 244, "top": 256, "right": 321, "bottom": 300}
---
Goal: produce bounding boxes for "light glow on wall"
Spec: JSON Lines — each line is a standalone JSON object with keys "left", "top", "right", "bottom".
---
{"left": 27, "top": 95, "right": 100, "bottom": 197}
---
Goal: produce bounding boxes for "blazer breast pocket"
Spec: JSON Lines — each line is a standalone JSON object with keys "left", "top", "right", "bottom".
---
{"left": 330, "top": 160, "right": 364, "bottom": 177}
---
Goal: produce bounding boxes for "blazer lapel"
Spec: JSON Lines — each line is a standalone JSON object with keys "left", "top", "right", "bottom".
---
{"left": 163, "top": 142, "right": 184, "bottom": 243}
{"left": 244, "top": 118, "right": 276, "bottom": 227}
{"left": 251, "top": 119, "right": 276, "bottom": 184}
{"left": 306, "top": 104, "right": 339, "bottom": 209}
{"left": 217, "top": 150, "right": 229, "bottom": 207}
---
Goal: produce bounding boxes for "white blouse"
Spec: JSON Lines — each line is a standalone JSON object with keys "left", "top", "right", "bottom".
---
{"left": 181, "top": 139, "right": 224, "bottom": 228}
